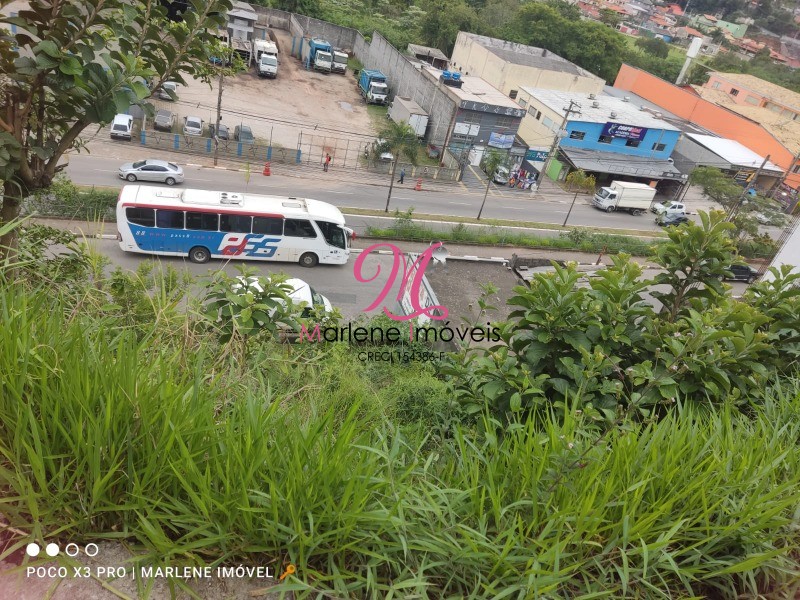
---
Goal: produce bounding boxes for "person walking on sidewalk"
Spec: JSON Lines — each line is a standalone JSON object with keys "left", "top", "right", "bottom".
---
{"left": 323, "top": 153, "right": 331, "bottom": 172}
{"left": 398, "top": 168, "right": 405, "bottom": 184}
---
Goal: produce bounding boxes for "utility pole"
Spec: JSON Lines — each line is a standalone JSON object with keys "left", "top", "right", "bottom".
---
{"left": 213, "top": 69, "right": 224, "bottom": 167}
{"left": 729, "top": 154, "right": 769, "bottom": 221}
{"left": 540, "top": 100, "right": 581, "bottom": 183}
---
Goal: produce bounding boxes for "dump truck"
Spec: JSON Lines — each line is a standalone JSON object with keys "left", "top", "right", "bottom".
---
{"left": 303, "top": 38, "right": 332, "bottom": 73}
{"left": 332, "top": 49, "right": 348, "bottom": 74}
{"left": 388, "top": 97, "right": 429, "bottom": 138}
{"left": 358, "top": 69, "right": 388, "bottom": 105}
{"left": 592, "top": 181, "right": 656, "bottom": 215}
{"left": 254, "top": 39, "right": 279, "bottom": 78}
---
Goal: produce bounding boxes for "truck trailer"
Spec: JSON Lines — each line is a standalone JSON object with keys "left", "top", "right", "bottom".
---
{"left": 592, "top": 181, "right": 656, "bottom": 215}
{"left": 358, "top": 70, "right": 389, "bottom": 105}
{"left": 388, "top": 97, "right": 429, "bottom": 138}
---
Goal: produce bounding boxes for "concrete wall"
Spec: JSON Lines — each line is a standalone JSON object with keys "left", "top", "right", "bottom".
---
{"left": 449, "top": 33, "right": 605, "bottom": 97}
{"left": 517, "top": 90, "right": 561, "bottom": 148}
{"left": 354, "top": 32, "right": 456, "bottom": 146}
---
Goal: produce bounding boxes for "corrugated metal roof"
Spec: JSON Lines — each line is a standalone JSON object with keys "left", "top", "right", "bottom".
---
{"left": 560, "top": 148, "right": 686, "bottom": 180}
{"left": 685, "top": 134, "right": 784, "bottom": 172}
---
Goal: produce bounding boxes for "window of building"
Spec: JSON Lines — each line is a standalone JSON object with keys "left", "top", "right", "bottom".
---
{"left": 625, "top": 139, "right": 641, "bottom": 148}
{"left": 284, "top": 219, "right": 316, "bottom": 238}
{"left": 652, "top": 143, "right": 666, "bottom": 152}
{"left": 598, "top": 135, "right": 613, "bottom": 144}
{"left": 745, "top": 95, "right": 760, "bottom": 105}
{"left": 509, "top": 90, "right": 518, "bottom": 99}
{"left": 186, "top": 211, "right": 219, "bottom": 231}
{"left": 528, "top": 106, "right": 540, "bottom": 119}
{"left": 253, "top": 216, "right": 283, "bottom": 235}
{"left": 793, "top": 164, "right": 800, "bottom": 174}
{"left": 220, "top": 214, "right": 252, "bottom": 233}
{"left": 518, "top": 98, "right": 527, "bottom": 108}
{"left": 569, "top": 130, "right": 585, "bottom": 140}
{"left": 495, "top": 116, "right": 515, "bottom": 129}
{"left": 542, "top": 116, "right": 554, "bottom": 129}
{"left": 156, "top": 209, "right": 184, "bottom": 229}
{"left": 730, "top": 88, "right": 739, "bottom": 96}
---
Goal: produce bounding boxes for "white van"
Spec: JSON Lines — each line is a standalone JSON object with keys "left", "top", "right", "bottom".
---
{"left": 258, "top": 53, "right": 278, "bottom": 78}
{"left": 110, "top": 114, "right": 134, "bottom": 141}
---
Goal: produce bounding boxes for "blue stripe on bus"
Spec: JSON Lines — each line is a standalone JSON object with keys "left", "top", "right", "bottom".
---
{"left": 130, "top": 225, "right": 282, "bottom": 258}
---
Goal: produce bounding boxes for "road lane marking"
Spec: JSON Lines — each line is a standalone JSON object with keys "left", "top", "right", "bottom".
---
{"left": 449, "top": 202, "right": 470, "bottom": 205}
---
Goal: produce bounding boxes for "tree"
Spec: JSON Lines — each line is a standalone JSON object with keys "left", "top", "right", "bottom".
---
{"left": 477, "top": 149, "right": 506, "bottom": 220}
{"left": 635, "top": 36, "right": 670, "bottom": 59}
{"left": 377, "top": 121, "right": 419, "bottom": 213}
{"left": 0, "top": 0, "right": 232, "bottom": 260}
{"left": 418, "top": 0, "right": 480, "bottom": 55}
{"left": 599, "top": 8, "right": 622, "bottom": 28}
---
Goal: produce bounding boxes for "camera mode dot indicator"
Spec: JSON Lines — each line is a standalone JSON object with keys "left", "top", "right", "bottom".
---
{"left": 45, "top": 543, "right": 59, "bottom": 557}
{"left": 25, "top": 543, "right": 40, "bottom": 557}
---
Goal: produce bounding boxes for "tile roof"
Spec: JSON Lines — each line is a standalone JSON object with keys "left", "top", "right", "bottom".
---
{"left": 708, "top": 72, "right": 800, "bottom": 111}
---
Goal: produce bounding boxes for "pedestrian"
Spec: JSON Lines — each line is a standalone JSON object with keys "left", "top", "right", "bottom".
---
{"left": 324, "top": 153, "right": 331, "bottom": 172}
{"left": 398, "top": 168, "right": 405, "bottom": 184}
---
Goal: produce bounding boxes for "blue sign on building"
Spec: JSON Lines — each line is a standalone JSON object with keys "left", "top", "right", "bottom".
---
{"left": 525, "top": 149, "right": 549, "bottom": 161}
{"left": 488, "top": 132, "right": 515, "bottom": 149}
{"left": 601, "top": 122, "right": 648, "bottom": 141}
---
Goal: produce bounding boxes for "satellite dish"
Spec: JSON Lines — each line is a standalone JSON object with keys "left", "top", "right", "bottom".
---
{"left": 431, "top": 242, "right": 449, "bottom": 265}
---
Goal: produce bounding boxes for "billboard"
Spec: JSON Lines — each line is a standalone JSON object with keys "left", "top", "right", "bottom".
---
{"left": 525, "top": 149, "right": 548, "bottom": 161}
{"left": 488, "top": 132, "right": 514, "bottom": 149}
{"left": 601, "top": 122, "right": 648, "bottom": 141}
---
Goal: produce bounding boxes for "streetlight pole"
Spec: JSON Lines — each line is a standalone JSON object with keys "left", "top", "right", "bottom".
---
{"left": 563, "top": 190, "right": 580, "bottom": 227}
{"left": 540, "top": 100, "right": 581, "bottom": 183}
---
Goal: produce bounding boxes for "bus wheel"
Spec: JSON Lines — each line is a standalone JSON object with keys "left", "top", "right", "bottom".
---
{"left": 189, "top": 246, "right": 211, "bottom": 264}
{"left": 299, "top": 252, "right": 319, "bottom": 268}
{"left": 126, "top": 174, "right": 137, "bottom": 182}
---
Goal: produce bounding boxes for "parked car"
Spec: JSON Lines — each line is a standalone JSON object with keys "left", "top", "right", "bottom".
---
{"left": 110, "top": 114, "right": 134, "bottom": 141}
{"left": 232, "top": 276, "right": 333, "bottom": 320}
{"left": 155, "top": 81, "right": 178, "bottom": 101}
{"left": 656, "top": 213, "right": 690, "bottom": 227}
{"left": 754, "top": 211, "right": 787, "bottom": 227}
{"left": 651, "top": 201, "right": 687, "bottom": 216}
{"left": 490, "top": 166, "right": 510, "bottom": 185}
{"left": 153, "top": 109, "right": 175, "bottom": 132}
{"left": 209, "top": 122, "right": 230, "bottom": 140}
{"left": 234, "top": 125, "right": 255, "bottom": 143}
{"left": 723, "top": 264, "right": 759, "bottom": 284}
{"left": 183, "top": 116, "right": 203, "bottom": 136}
{"left": 118, "top": 159, "right": 184, "bottom": 185}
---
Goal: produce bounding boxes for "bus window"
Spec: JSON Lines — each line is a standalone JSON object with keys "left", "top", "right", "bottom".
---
{"left": 284, "top": 219, "right": 316, "bottom": 238}
{"left": 156, "top": 210, "right": 185, "bottom": 229}
{"left": 220, "top": 214, "right": 252, "bottom": 233}
{"left": 316, "top": 221, "right": 346, "bottom": 249}
{"left": 127, "top": 207, "right": 155, "bottom": 227}
{"left": 253, "top": 216, "right": 283, "bottom": 235}
{"left": 186, "top": 212, "right": 219, "bottom": 231}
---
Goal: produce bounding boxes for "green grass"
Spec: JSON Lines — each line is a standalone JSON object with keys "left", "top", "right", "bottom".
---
{"left": 1, "top": 273, "right": 799, "bottom": 597}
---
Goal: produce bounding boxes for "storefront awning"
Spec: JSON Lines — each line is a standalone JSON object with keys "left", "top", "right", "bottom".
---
{"left": 560, "top": 147, "right": 687, "bottom": 181}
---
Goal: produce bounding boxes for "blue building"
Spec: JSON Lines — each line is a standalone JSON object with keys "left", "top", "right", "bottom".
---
{"left": 517, "top": 87, "right": 686, "bottom": 188}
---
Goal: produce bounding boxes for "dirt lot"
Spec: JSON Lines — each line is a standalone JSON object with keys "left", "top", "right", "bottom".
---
{"left": 149, "top": 29, "right": 379, "bottom": 167}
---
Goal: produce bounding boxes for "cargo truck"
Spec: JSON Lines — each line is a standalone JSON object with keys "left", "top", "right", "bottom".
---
{"left": 332, "top": 50, "right": 348, "bottom": 74}
{"left": 254, "top": 39, "right": 279, "bottom": 78}
{"left": 303, "top": 38, "right": 332, "bottom": 73}
{"left": 592, "top": 181, "right": 656, "bottom": 215}
{"left": 358, "top": 70, "right": 388, "bottom": 105}
{"left": 388, "top": 97, "right": 429, "bottom": 138}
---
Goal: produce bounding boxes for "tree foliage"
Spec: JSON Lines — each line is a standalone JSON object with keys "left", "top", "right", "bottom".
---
{"left": 0, "top": 0, "right": 231, "bottom": 257}
{"left": 635, "top": 36, "right": 670, "bottom": 59}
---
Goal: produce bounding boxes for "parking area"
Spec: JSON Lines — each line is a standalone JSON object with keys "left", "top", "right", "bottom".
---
{"left": 143, "top": 29, "right": 380, "bottom": 168}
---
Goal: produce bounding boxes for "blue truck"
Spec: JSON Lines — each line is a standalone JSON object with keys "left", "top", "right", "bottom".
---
{"left": 303, "top": 38, "right": 332, "bottom": 72}
{"left": 358, "top": 70, "right": 389, "bottom": 105}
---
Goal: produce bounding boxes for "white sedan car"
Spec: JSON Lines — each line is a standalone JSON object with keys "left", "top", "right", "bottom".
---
{"left": 183, "top": 116, "right": 204, "bottom": 136}
{"left": 118, "top": 159, "right": 184, "bottom": 185}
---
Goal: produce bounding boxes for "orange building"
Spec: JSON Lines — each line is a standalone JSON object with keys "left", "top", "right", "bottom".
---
{"left": 614, "top": 64, "right": 800, "bottom": 190}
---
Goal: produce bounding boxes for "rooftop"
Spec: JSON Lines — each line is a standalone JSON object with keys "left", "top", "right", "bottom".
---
{"left": 423, "top": 67, "right": 524, "bottom": 111}
{"left": 456, "top": 32, "right": 603, "bottom": 82}
{"left": 560, "top": 147, "right": 685, "bottom": 180}
{"left": 685, "top": 133, "right": 784, "bottom": 172}
{"left": 708, "top": 72, "right": 800, "bottom": 111}
{"left": 407, "top": 44, "right": 448, "bottom": 62}
{"left": 521, "top": 87, "right": 680, "bottom": 131}
{"left": 228, "top": 1, "right": 257, "bottom": 20}
{"left": 603, "top": 86, "right": 712, "bottom": 135}
{"left": 692, "top": 85, "right": 800, "bottom": 154}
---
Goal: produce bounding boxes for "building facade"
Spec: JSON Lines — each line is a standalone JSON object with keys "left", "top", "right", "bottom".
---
{"left": 449, "top": 32, "right": 605, "bottom": 100}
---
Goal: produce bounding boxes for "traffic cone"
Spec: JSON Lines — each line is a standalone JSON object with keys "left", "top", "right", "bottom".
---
{"left": 262, "top": 162, "right": 271, "bottom": 176}
{"left": 415, "top": 177, "right": 422, "bottom": 191}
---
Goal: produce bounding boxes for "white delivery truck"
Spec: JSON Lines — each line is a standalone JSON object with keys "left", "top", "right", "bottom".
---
{"left": 387, "top": 96, "right": 429, "bottom": 138}
{"left": 592, "top": 181, "right": 656, "bottom": 215}
{"left": 254, "top": 39, "right": 279, "bottom": 78}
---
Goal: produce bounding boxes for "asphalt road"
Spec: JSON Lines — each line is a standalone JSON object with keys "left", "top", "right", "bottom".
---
{"left": 86, "top": 238, "right": 404, "bottom": 321}
{"left": 65, "top": 153, "right": 673, "bottom": 232}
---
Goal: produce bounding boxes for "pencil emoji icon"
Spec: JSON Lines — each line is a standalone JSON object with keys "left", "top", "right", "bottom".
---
{"left": 279, "top": 564, "right": 296, "bottom": 581}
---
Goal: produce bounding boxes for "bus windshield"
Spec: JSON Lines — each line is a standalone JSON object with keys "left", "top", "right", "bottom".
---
{"left": 316, "top": 220, "right": 348, "bottom": 249}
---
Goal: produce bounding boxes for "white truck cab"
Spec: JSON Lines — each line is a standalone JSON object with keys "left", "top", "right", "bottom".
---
{"left": 314, "top": 50, "right": 333, "bottom": 72}
{"left": 258, "top": 53, "right": 278, "bottom": 78}
{"left": 110, "top": 114, "right": 134, "bottom": 140}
